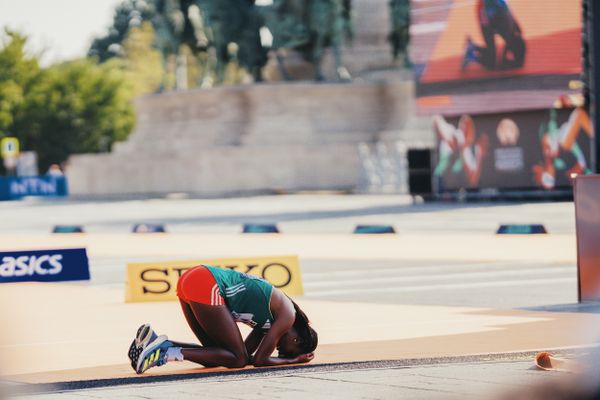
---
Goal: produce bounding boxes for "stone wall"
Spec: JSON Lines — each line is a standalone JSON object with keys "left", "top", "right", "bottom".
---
{"left": 66, "top": 81, "right": 432, "bottom": 197}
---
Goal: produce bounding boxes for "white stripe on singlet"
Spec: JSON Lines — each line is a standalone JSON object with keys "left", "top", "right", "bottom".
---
{"left": 224, "top": 286, "right": 246, "bottom": 297}
{"left": 211, "top": 284, "right": 223, "bottom": 306}
{"left": 224, "top": 283, "right": 244, "bottom": 293}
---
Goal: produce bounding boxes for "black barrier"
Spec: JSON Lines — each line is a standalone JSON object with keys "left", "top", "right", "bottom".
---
{"left": 132, "top": 224, "right": 166, "bottom": 233}
{"left": 52, "top": 225, "right": 84, "bottom": 234}
{"left": 408, "top": 149, "right": 433, "bottom": 195}
{"left": 496, "top": 224, "right": 548, "bottom": 234}
{"left": 353, "top": 225, "right": 396, "bottom": 234}
{"left": 242, "top": 224, "right": 280, "bottom": 233}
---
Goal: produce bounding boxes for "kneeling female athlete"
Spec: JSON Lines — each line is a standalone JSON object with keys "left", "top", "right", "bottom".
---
{"left": 128, "top": 265, "right": 318, "bottom": 373}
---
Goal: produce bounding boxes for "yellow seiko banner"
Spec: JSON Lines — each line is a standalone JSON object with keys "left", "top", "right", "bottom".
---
{"left": 125, "top": 255, "right": 303, "bottom": 303}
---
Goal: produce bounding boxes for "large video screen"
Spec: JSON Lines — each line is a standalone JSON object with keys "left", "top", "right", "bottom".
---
{"left": 433, "top": 107, "right": 593, "bottom": 191}
{"left": 413, "top": 0, "right": 583, "bottom": 116}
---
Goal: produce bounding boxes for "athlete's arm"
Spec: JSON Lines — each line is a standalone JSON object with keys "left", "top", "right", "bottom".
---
{"left": 252, "top": 291, "right": 312, "bottom": 367}
{"left": 252, "top": 307, "right": 295, "bottom": 366}
{"left": 244, "top": 327, "right": 265, "bottom": 356}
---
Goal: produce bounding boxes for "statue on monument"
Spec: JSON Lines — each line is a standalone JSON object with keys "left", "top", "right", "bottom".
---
{"left": 89, "top": 0, "right": 157, "bottom": 61}
{"left": 190, "top": 0, "right": 267, "bottom": 85}
{"left": 151, "top": 0, "right": 190, "bottom": 89}
{"left": 388, "top": 0, "right": 411, "bottom": 68}
{"left": 91, "top": 0, "right": 361, "bottom": 85}
{"left": 264, "top": 0, "right": 352, "bottom": 81}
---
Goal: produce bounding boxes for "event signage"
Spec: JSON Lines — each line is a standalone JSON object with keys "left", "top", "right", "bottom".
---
{"left": 0, "top": 248, "right": 90, "bottom": 283}
{"left": 126, "top": 255, "right": 303, "bottom": 302}
{"left": 0, "top": 176, "right": 68, "bottom": 201}
{"left": 414, "top": 0, "right": 582, "bottom": 116}
{"left": 1, "top": 137, "right": 19, "bottom": 158}
{"left": 433, "top": 108, "right": 593, "bottom": 192}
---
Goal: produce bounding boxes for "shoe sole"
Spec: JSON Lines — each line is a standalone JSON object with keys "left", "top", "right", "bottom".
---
{"left": 136, "top": 335, "right": 169, "bottom": 374}
{"left": 136, "top": 323, "right": 156, "bottom": 347}
{"left": 128, "top": 324, "right": 157, "bottom": 371}
{"left": 128, "top": 339, "right": 143, "bottom": 370}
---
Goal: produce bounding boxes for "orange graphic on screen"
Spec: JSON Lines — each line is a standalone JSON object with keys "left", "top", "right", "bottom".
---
{"left": 433, "top": 114, "right": 489, "bottom": 187}
{"left": 420, "top": 0, "right": 581, "bottom": 84}
{"left": 533, "top": 108, "right": 594, "bottom": 190}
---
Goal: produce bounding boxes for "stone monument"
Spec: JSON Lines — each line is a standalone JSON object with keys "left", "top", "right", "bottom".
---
{"left": 66, "top": 0, "right": 433, "bottom": 197}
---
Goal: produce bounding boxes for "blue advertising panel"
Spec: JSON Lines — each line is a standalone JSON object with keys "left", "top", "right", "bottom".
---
{"left": 0, "top": 248, "right": 90, "bottom": 283}
{"left": 0, "top": 176, "right": 68, "bottom": 201}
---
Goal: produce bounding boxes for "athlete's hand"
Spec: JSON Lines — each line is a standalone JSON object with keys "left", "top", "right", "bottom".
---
{"left": 294, "top": 352, "right": 314, "bottom": 364}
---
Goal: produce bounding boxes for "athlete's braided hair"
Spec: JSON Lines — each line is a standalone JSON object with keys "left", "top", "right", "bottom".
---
{"left": 291, "top": 300, "right": 318, "bottom": 354}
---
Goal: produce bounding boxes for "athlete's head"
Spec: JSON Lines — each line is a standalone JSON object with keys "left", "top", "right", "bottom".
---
{"left": 277, "top": 301, "right": 318, "bottom": 358}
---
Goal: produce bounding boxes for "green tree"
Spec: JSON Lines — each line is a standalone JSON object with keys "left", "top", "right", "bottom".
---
{"left": 121, "top": 21, "right": 164, "bottom": 96}
{"left": 16, "top": 59, "right": 135, "bottom": 171}
{"left": 0, "top": 30, "right": 40, "bottom": 134}
{"left": 0, "top": 31, "right": 135, "bottom": 173}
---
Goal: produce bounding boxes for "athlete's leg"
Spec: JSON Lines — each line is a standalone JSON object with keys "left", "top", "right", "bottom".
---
{"left": 475, "top": 24, "right": 497, "bottom": 69}
{"left": 561, "top": 108, "right": 593, "bottom": 150}
{"left": 169, "top": 265, "right": 248, "bottom": 368}
{"left": 181, "top": 301, "right": 249, "bottom": 368}
{"left": 139, "top": 301, "right": 249, "bottom": 370}
{"left": 497, "top": 12, "right": 525, "bottom": 69}
{"left": 179, "top": 299, "right": 216, "bottom": 347}
{"left": 172, "top": 265, "right": 221, "bottom": 349}
{"left": 500, "top": 35, "right": 525, "bottom": 69}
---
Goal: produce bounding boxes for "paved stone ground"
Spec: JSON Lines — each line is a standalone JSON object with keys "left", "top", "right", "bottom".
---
{"left": 7, "top": 356, "right": 591, "bottom": 400}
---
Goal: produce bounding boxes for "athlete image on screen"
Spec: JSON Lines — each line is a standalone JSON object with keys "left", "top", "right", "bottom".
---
{"left": 533, "top": 107, "right": 594, "bottom": 190}
{"left": 433, "top": 114, "right": 489, "bottom": 187}
{"left": 462, "top": 0, "right": 526, "bottom": 71}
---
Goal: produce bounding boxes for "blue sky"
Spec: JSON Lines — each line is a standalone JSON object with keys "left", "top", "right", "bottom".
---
{"left": 0, "top": 0, "right": 123, "bottom": 65}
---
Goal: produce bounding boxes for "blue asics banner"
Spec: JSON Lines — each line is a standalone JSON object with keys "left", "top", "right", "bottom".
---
{"left": 0, "top": 248, "right": 90, "bottom": 283}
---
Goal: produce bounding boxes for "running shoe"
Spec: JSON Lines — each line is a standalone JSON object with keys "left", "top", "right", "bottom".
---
{"left": 461, "top": 36, "right": 477, "bottom": 70}
{"left": 127, "top": 324, "right": 159, "bottom": 370}
{"left": 135, "top": 323, "right": 158, "bottom": 348}
{"left": 136, "top": 336, "right": 174, "bottom": 374}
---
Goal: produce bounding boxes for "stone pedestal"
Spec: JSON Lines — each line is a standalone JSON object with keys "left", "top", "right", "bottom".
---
{"left": 66, "top": 81, "right": 433, "bottom": 197}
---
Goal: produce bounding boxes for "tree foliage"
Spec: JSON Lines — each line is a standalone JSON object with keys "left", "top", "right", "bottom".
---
{"left": 88, "top": 0, "right": 156, "bottom": 62}
{"left": 0, "top": 30, "right": 135, "bottom": 173}
{"left": 0, "top": 31, "right": 40, "bottom": 132}
{"left": 89, "top": 0, "right": 263, "bottom": 88}
{"left": 120, "top": 22, "right": 164, "bottom": 96}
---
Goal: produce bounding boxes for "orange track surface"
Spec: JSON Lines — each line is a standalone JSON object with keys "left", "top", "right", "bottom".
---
{"left": 2, "top": 283, "right": 600, "bottom": 384}
{"left": 0, "top": 233, "right": 593, "bottom": 385}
